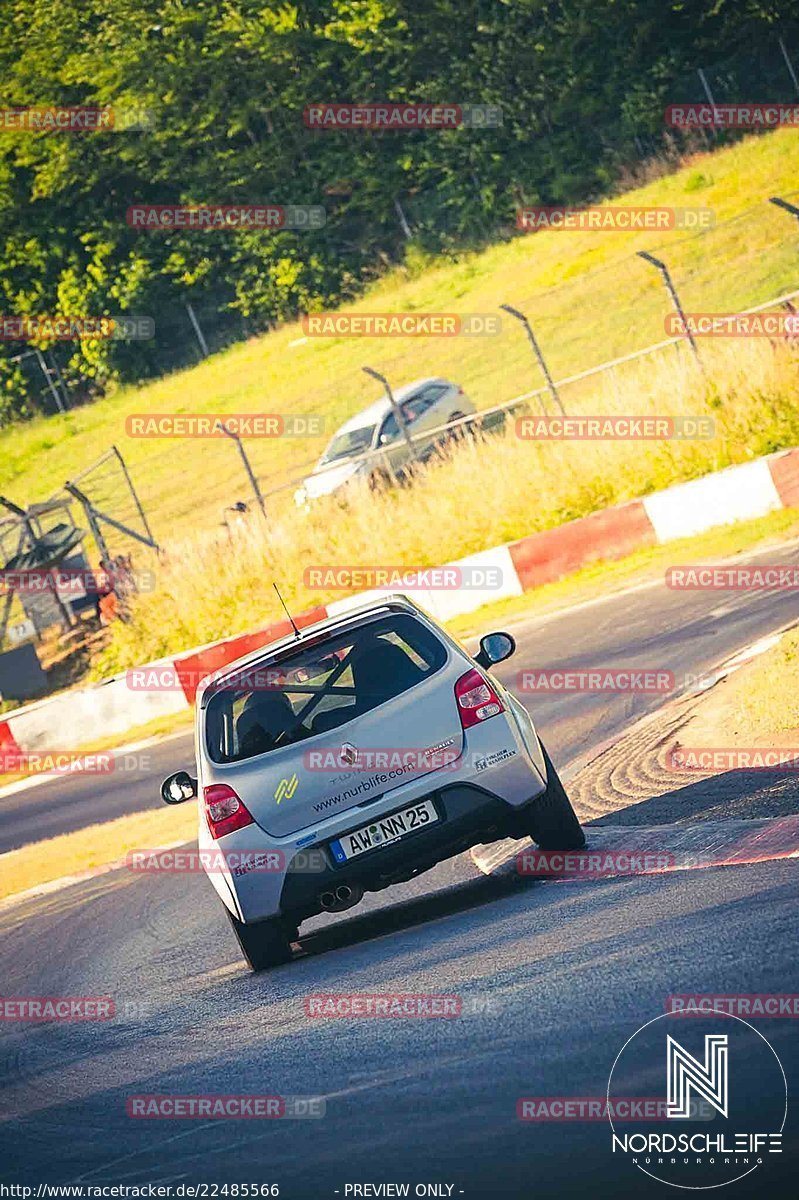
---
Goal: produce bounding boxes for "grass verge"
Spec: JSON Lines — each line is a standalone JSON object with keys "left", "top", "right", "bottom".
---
{"left": 682, "top": 627, "right": 799, "bottom": 752}
{"left": 0, "top": 803, "right": 197, "bottom": 904}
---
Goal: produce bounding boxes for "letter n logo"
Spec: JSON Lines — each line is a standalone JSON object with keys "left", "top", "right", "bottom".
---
{"left": 666, "top": 1034, "right": 728, "bottom": 1118}
{"left": 274, "top": 773, "right": 299, "bottom": 804}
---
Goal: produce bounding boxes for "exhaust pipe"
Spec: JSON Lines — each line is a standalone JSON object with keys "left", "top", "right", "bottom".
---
{"left": 318, "top": 883, "right": 363, "bottom": 912}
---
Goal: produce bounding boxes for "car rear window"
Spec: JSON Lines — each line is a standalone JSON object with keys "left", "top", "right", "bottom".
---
{"left": 204, "top": 613, "right": 447, "bottom": 764}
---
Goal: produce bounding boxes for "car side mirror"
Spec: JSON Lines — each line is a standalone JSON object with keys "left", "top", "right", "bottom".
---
{"left": 474, "top": 631, "right": 515, "bottom": 669}
{"left": 161, "top": 770, "right": 198, "bottom": 805}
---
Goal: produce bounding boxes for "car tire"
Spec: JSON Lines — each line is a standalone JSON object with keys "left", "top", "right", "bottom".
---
{"left": 521, "top": 744, "right": 586, "bottom": 850}
{"left": 226, "top": 909, "right": 294, "bottom": 972}
{"left": 369, "top": 467, "right": 392, "bottom": 492}
{"left": 446, "top": 411, "right": 468, "bottom": 442}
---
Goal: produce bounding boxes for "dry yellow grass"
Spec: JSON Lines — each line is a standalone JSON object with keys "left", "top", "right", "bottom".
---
{"left": 0, "top": 801, "right": 197, "bottom": 903}
{"left": 4, "top": 129, "right": 797, "bottom": 537}
{"left": 684, "top": 627, "right": 799, "bottom": 751}
{"left": 96, "top": 335, "right": 799, "bottom": 672}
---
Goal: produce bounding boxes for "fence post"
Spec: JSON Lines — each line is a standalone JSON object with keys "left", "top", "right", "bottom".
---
{"left": 697, "top": 67, "right": 717, "bottom": 109}
{"left": 63, "top": 482, "right": 113, "bottom": 565}
{"left": 779, "top": 36, "right": 799, "bottom": 96}
{"left": 186, "top": 301, "right": 210, "bottom": 359}
{"left": 637, "top": 251, "right": 701, "bottom": 364}
{"left": 217, "top": 422, "right": 266, "bottom": 517}
{"left": 394, "top": 198, "right": 413, "bottom": 241}
{"left": 769, "top": 195, "right": 799, "bottom": 227}
{"left": 111, "top": 445, "right": 157, "bottom": 547}
{"left": 34, "top": 347, "right": 64, "bottom": 413}
{"left": 47, "top": 349, "right": 71, "bottom": 410}
{"left": 499, "top": 304, "right": 564, "bottom": 415}
{"left": 362, "top": 365, "right": 416, "bottom": 461}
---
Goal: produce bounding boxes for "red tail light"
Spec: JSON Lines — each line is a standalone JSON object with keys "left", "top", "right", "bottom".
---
{"left": 203, "top": 784, "right": 255, "bottom": 838}
{"left": 455, "top": 668, "right": 504, "bottom": 729}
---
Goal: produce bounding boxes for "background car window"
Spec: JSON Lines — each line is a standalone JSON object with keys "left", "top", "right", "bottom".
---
{"left": 400, "top": 395, "right": 429, "bottom": 421}
{"left": 378, "top": 388, "right": 445, "bottom": 443}
{"left": 414, "top": 384, "right": 449, "bottom": 408}
{"left": 320, "top": 425, "right": 376, "bottom": 463}
{"left": 378, "top": 412, "right": 399, "bottom": 443}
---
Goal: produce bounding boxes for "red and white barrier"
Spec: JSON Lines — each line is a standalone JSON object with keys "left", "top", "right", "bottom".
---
{"left": 4, "top": 446, "right": 799, "bottom": 757}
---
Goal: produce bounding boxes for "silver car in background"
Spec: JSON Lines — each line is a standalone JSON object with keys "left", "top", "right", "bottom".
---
{"left": 161, "top": 595, "right": 585, "bottom": 972}
{"left": 294, "top": 377, "right": 475, "bottom": 506}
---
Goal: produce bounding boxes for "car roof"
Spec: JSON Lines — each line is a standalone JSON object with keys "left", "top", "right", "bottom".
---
{"left": 197, "top": 593, "right": 439, "bottom": 705}
{"left": 334, "top": 377, "right": 451, "bottom": 435}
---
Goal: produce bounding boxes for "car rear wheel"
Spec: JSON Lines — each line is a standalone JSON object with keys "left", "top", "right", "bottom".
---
{"left": 521, "top": 744, "right": 586, "bottom": 850}
{"left": 446, "top": 411, "right": 469, "bottom": 442}
{"left": 226, "top": 909, "right": 294, "bottom": 972}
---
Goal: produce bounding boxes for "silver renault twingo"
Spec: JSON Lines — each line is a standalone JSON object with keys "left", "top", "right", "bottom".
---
{"left": 161, "top": 595, "right": 584, "bottom": 970}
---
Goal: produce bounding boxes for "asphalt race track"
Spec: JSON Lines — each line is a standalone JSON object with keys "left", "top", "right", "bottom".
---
{"left": 5, "top": 536, "right": 799, "bottom": 853}
{"left": 1, "top": 538, "right": 798, "bottom": 1197}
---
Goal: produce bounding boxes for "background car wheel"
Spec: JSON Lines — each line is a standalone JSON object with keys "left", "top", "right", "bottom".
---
{"left": 368, "top": 467, "right": 392, "bottom": 491}
{"left": 521, "top": 744, "right": 586, "bottom": 850}
{"left": 446, "top": 411, "right": 468, "bottom": 442}
{"left": 226, "top": 910, "right": 294, "bottom": 971}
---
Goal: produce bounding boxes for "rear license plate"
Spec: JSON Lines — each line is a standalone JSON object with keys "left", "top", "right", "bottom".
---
{"left": 329, "top": 799, "right": 439, "bottom": 863}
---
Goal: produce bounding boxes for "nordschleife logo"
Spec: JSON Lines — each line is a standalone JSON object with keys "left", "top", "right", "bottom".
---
{"left": 607, "top": 1011, "right": 786, "bottom": 1189}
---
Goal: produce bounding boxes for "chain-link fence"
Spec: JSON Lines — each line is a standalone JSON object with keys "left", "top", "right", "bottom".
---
{"left": 41, "top": 189, "right": 792, "bottom": 543}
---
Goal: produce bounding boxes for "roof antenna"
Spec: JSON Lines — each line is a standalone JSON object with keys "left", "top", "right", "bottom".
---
{"left": 274, "top": 583, "right": 301, "bottom": 639}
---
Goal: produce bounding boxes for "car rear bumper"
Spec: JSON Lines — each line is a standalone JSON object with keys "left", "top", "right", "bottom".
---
{"left": 276, "top": 781, "right": 541, "bottom": 923}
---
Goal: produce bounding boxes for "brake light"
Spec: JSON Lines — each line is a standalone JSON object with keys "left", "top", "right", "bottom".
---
{"left": 203, "top": 784, "right": 255, "bottom": 838}
{"left": 454, "top": 668, "right": 504, "bottom": 728}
